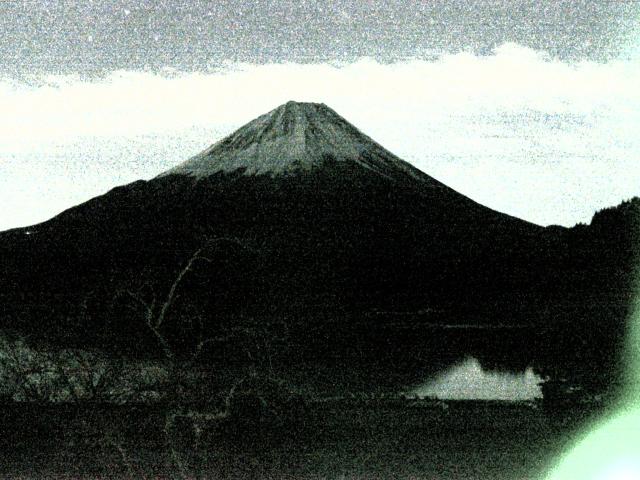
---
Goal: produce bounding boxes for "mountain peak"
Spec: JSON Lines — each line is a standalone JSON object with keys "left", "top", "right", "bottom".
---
{"left": 281, "top": 99, "right": 328, "bottom": 111}
{"left": 160, "top": 101, "right": 430, "bottom": 182}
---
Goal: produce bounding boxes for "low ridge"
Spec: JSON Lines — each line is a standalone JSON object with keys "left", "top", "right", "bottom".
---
{"left": 161, "top": 101, "right": 432, "bottom": 183}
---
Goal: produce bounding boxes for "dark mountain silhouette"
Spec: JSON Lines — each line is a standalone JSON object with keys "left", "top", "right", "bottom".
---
{"left": 0, "top": 101, "right": 637, "bottom": 394}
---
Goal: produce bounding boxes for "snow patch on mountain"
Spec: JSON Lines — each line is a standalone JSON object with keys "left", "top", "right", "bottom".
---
{"left": 160, "top": 101, "right": 433, "bottom": 184}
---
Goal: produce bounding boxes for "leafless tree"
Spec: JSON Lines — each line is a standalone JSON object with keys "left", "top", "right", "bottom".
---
{"left": 0, "top": 347, "right": 60, "bottom": 402}
{"left": 56, "top": 349, "right": 124, "bottom": 402}
{"left": 119, "top": 236, "right": 260, "bottom": 361}
{"left": 0, "top": 334, "right": 129, "bottom": 403}
{"left": 108, "top": 236, "right": 304, "bottom": 477}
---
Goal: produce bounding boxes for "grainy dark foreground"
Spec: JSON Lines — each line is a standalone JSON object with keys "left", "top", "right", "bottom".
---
{"left": 0, "top": 401, "right": 596, "bottom": 480}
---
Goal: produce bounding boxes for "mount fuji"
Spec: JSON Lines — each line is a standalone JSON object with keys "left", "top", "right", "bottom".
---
{"left": 0, "top": 101, "right": 635, "bottom": 391}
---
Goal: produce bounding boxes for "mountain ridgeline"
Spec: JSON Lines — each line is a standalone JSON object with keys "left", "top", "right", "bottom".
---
{"left": 0, "top": 102, "right": 638, "bottom": 393}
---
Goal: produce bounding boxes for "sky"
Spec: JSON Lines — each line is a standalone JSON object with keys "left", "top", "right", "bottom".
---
{"left": 1, "top": 0, "right": 639, "bottom": 231}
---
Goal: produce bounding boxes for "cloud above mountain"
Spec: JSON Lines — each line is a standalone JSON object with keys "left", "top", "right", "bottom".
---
{"left": 1, "top": 43, "right": 638, "bottom": 230}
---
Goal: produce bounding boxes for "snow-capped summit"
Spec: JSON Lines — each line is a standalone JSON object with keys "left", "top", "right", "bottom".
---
{"left": 161, "top": 101, "right": 428, "bottom": 182}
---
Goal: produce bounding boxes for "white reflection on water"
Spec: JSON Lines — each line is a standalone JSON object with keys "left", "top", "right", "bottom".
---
{"left": 408, "top": 357, "right": 543, "bottom": 401}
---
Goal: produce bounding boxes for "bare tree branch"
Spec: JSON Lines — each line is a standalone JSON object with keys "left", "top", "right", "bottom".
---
{"left": 155, "top": 236, "right": 260, "bottom": 331}
{"left": 118, "top": 236, "right": 259, "bottom": 362}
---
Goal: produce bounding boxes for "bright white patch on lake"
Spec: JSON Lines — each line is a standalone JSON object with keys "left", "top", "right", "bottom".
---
{"left": 409, "top": 357, "right": 543, "bottom": 401}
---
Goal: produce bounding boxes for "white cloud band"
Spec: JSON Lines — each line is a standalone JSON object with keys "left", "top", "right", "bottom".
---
{"left": 1, "top": 43, "right": 638, "bottom": 230}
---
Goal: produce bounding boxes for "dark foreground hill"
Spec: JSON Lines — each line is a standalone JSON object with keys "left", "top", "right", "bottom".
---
{"left": 0, "top": 101, "right": 637, "bottom": 394}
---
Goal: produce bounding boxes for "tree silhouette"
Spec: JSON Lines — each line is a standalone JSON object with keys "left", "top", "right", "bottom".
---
{"left": 119, "top": 236, "right": 260, "bottom": 361}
